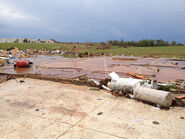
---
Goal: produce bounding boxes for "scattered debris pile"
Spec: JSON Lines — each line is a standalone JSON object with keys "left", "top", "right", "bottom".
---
{"left": 92, "top": 72, "right": 185, "bottom": 108}
{"left": 0, "top": 75, "right": 12, "bottom": 83}
{"left": 0, "top": 47, "right": 65, "bottom": 66}
{"left": 0, "top": 70, "right": 184, "bottom": 108}
{"left": 0, "top": 47, "right": 185, "bottom": 108}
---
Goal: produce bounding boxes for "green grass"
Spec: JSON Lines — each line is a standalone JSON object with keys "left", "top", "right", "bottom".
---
{"left": 0, "top": 43, "right": 185, "bottom": 58}
{"left": 114, "top": 46, "right": 185, "bottom": 58}
{"left": 125, "top": 46, "right": 185, "bottom": 58}
{"left": 78, "top": 46, "right": 185, "bottom": 58}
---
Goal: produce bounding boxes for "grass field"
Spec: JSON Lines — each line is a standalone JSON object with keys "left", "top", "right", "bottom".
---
{"left": 78, "top": 45, "right": 185, "bottom": 58}
{"left": 0, "top": 43, "right": 185, "bottom": 58}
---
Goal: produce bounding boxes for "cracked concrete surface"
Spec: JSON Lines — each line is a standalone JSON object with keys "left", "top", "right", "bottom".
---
{"left": 0, "top": 78, "right": 185, "bottom": 139}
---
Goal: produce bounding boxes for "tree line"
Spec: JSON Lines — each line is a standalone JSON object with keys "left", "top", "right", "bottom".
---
{"left": 107, "top": 39, "right": 184, "bottom": 47}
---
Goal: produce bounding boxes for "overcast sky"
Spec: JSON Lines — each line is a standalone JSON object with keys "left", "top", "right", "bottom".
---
{"left": 0, "top": 0, "right": 185, "bottom": 43}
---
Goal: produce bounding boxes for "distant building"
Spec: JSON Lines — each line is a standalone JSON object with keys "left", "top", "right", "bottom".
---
{"left": 0, "top": 38, "right": 56, "bottom": 44}
{"left": 27, "top": 39, "right": 39, "bottom": 43}
{"left": 42, "top": 39, "right": 55, "bottom": 44}
{"left": 0, "top": 38, "right": 17, "bottom": 43}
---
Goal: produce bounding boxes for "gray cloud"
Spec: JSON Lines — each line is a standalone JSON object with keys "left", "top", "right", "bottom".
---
{"left": 0, "top": 0, "right": 185, "bottom": 43}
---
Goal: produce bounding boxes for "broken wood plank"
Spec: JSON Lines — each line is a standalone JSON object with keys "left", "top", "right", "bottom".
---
{"left": 127, "top": 72, "right": 147, "bottom": 80}
{"left": 176, "top": 95, "right": 185, "bottom": 99}
{"left": 168, "top": 59, "right": 185, "bottom": 62}
{"left": 112, "top": 57, "right": 138, "bottom": 61}
{"left": 0, "top": 72, "right": 95, "bottom": 87}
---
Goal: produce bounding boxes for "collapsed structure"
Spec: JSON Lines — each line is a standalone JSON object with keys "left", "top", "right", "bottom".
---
{"left": 0, "top": 48, "right": 185, "bottom": 108}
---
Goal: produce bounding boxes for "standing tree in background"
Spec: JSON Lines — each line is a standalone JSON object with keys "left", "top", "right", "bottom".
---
{"left": 171, "top": 41, "right": 176, "bottom": 46}
{"left": 23, "top": 39, "right": 28, "bottom": 43}
{"left": 14, "top": 39, "right": 19, "bottom": 43}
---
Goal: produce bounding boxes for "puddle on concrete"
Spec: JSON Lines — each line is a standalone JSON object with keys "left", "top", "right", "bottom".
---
{"left": 0, "top": 55, "right": 185, "bottom": 82}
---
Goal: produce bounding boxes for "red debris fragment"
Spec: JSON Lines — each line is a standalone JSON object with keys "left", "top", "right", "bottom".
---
{"left": 176, "top": 95, "right": 185, "bottom": 99}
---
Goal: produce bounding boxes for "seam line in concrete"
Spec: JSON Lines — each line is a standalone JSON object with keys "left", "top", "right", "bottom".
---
{"left": 24, "top": 111, "right": 72, "bottom": 126}
{"left": 76, "top": 125, "right": 127, "bottom": 139}
{"left": 56, "top": 98, "right": 109, "bottom": 139}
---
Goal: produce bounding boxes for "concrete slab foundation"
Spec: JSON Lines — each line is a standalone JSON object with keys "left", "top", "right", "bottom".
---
{"left": 0, "top": 78, "right": 184, "bottom": 139}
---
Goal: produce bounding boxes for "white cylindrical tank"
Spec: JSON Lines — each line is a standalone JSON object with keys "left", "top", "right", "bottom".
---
{"left": 109, "top": 72, "right": 143, "bottom": 92}
{"left": 133, "top": 86, "right": 172, "bottom": 107}
{"left": 110, "top": 78, "right": 143, "bottom": 92}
